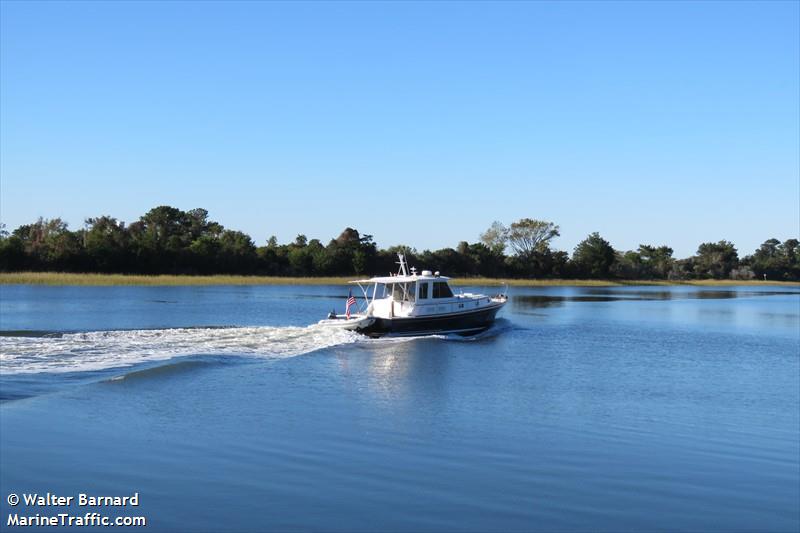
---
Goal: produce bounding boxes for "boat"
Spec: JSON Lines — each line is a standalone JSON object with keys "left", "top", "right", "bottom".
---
{"left": 318, "top": 254, "right": 507, "bottom": 337}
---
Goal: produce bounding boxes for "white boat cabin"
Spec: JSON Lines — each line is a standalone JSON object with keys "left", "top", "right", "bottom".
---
{"left": 351, "top": 255, "right": 497, "bottom": 319}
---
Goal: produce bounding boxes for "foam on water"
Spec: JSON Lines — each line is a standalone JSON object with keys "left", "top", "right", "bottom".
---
{"left": 0, "top": 324, "right": 361, "bottom": 375}
{"left": 0, "top": 320, "right": 514, "bottom": 376}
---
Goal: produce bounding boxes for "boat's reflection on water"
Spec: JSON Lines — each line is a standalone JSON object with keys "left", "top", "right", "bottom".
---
{"left": 354, "top": 337, "right": 453, "bottom": 405}
{"left": 332, "top": 322, "right": 510, "bottom": 406}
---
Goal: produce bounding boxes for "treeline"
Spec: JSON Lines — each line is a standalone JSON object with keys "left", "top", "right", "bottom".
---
{"left": 0, "top": 207, "right": 798, "bottom": 281}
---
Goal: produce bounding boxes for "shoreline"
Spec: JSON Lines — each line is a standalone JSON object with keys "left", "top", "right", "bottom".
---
{"left": 1, "top": 272, "right": 798, "bottom": 287}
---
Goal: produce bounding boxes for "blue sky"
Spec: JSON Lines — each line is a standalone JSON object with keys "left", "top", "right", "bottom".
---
{"left": 1, "top": 1, "right": 798, "bottom": 258}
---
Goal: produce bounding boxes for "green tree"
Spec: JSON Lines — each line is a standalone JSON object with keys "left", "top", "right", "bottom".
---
{"left": 188, "top": 235, "right": 222, "bottom": 273}
{"left": 218, "top": 230, "right": 257, "bottom": 273}
{"left": 641, "top": 245, "right": 674, "bottom": 279}
{"left": 185, "top": 208, "right": 222, "bottom": 240}
{"left": 307, "top": 239, "right": 331, "bottom": 274}
{"left": 288, "top": 237, "right": 312, "bottom": 275}
{"left": 506, "top": 219, "right": 560, "bottom": 259}
{"left": 572, "top": 232, "right": 616, "bottom": 278}
{"left": 129, "top": 206, "right": 189, "bottom": 272}
{"left": 325, "top": 227, "right": 377, "bottom": 274}
{"left": 744, "top": 238, "right": 800, "bottom": 280}
{"left": 612, "top": 250, "right": 646, "bottom": 279}
{"left": 84, "top": 216, "right": 129, "bottom": 272}
{"left": 616, "top": 244, "right": 675, "bottom": 279}
{"left": 693, "top": 241, "right": 738, "bottom": 279}
{"left": 465, "top": 242, "right": 506, "bottom": 277}
{"left": 479, "top": 221, "right": 508, "bottom": 254}
{"left": 668, "top": 258, "right": 695, "bottom": 280}
{"left": 0, "top": 224, "right": 26, "bottom": 271}
{"left": 12, "top": 217, "right": 82, "bottom": 270}
{"left": 140, "top": 206, "right": 188, "bottom": 244}
{"left": 484, "top": 218, "right": 560, "bottom": 277}
{"left": 783, "top": 239, "right": 800, "bottom": 279}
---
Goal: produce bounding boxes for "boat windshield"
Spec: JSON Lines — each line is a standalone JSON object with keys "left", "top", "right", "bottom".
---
{"left": 376, "top": 282, "right": 416, "bottom": 303}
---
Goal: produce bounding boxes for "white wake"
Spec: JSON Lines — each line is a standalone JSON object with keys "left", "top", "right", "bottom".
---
{"left": 0, "top": 325, "right": 361, "bottom": 375}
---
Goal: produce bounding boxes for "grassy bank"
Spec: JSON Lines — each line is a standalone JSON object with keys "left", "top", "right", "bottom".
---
{"left": 1, "top": 272, "right": 798, "bottom": 287}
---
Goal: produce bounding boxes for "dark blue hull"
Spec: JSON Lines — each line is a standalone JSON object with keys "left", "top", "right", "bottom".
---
{"left": 358, "top": 304, "right": 504, "bottom": 338}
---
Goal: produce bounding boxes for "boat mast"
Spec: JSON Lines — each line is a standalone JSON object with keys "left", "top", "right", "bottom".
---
{"left": 396, "top": 253, "right": 410, "bottom": 277}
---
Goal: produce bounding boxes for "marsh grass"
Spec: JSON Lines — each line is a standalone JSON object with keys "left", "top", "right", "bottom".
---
{"left": 1, "top": 272, "right": 797, "bottom": 287}
{"left": 0, "top": 272, "right": 354, "bottom": 286}
{"left": 460, "top": 278, "right": 800, "bottom": 287}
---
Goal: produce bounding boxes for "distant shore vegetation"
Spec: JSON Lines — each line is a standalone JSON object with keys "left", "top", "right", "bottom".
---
{"left": 1, "top": 206, "right": 798, "bottom": 282}
{"left": 2, "top": 272, "right": 797, "bottom": 287}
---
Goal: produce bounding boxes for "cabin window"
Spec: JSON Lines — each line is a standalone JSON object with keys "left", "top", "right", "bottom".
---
{"left": 418, "top": 283, "right": 429, "bottom": 299}
{"left": 432, "top": 281, "right": 453, "bottom": 298}
{"left": 406, "top": 282, "right": 416, "bottom": 302}
{"left": 391, "top": 282, "right": 416, "bottom": 302}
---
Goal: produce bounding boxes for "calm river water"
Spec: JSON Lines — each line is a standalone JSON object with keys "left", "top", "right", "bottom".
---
{"left": 1, "top": 284, "right": 798, "bottom": 531}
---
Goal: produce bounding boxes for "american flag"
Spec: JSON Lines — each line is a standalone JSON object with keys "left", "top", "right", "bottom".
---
{"left": 345, "top": 289, "right": 357, "bottom": 319}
